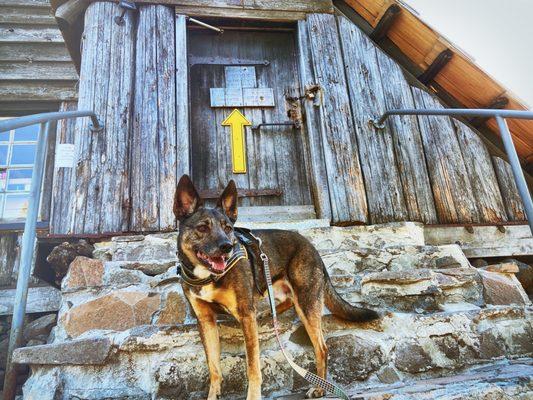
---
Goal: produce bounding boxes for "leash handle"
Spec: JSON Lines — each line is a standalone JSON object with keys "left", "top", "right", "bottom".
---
{"left": 258, "top": 251, "right": 349, "bottom": 400}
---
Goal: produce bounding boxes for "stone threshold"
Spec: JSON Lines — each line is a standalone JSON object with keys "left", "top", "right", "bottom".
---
{"left": 275, "top": 358, "right": 533, "bottom": 399}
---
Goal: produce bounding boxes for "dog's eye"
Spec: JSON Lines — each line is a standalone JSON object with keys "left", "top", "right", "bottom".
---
{"left": 196, "top": 225, "right": 209, "bottom": 233}
{"left": 224, "top": 225, "right": 232, "bottom": 234}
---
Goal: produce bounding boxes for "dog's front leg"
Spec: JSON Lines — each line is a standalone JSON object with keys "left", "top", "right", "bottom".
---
{"left": 240, "top": 312, "right": 262, "bottom": 400}
{"left": 189, "top": 297, "right": 222, "bottom": 400}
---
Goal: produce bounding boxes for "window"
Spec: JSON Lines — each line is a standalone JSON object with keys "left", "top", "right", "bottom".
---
{"left": 0, "top": 121, "right": 39, "bottom": 221}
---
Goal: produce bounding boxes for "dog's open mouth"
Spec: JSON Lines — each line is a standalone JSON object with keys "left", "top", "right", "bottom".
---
{"left": 197, "top": 251, "right": 228, "bottom": 273}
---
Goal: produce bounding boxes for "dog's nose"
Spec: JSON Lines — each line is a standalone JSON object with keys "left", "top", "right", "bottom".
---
{"left": 219, "top": 242, "right": 232, "bottom": 254}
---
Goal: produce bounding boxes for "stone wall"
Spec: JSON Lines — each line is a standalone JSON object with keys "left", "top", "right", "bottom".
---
{"left": 14, "top": 222, "right": 533, "bottom": 399}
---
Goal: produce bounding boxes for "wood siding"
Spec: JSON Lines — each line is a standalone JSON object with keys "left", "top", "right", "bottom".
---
{"left": 68, "top": 1, "right": 134, "bottom": 234}
{"left": 0, "top": 0, "right": 77, "bottom": 112}
{"left": 48, "top": 6, "right": 527, "bottom": 233}
{"left": 131, "top": 5, "right": 177, "bottom": 232}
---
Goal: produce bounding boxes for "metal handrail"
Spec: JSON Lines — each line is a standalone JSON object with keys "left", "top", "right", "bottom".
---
{"left": 371, "top": 108, "right": 533, "bottom": 235}
{"left": 1, "top": 110, "right": 104, "bottom": 400}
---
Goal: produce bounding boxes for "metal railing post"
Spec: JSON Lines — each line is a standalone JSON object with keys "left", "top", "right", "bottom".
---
{"left": 495, "top": 116, "right": 533, "bottom": 233}
{"left": 3, "top": 121, "right": 50, "bottom": 399}
{"left": 0, "top": 110, "right": 103, "bottom": 400}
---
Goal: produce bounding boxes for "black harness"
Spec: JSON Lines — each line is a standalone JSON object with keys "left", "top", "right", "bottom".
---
{"left": 178, "top": 227, "right": 263, "bottom": 292}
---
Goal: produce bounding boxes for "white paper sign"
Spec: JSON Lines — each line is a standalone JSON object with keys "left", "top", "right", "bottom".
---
{"left": 55, "top": 143, "right": 76, "bottom": 168}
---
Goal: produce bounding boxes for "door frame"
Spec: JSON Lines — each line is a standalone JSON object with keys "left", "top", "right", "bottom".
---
{"left": 177, "top": 13, "right": 332, "bottom": 219}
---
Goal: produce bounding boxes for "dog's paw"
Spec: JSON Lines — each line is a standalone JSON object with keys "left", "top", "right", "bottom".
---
{"left": 305, "top": 387, "right": 325, "bottom": 398}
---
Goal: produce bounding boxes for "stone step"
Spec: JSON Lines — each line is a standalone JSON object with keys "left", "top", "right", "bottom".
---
{"left": 17, "top": 305, "right": 533, "bottom": 399}
{"left": 276, "top": 359, "right": 533, "bottom": 400}
{"left": 92, "top": 222, "right": 426, "bottom": 263}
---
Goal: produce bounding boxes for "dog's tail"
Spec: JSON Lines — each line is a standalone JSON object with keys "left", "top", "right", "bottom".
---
{"left": 323, "top": 269, "right": 379, "bottom": 322}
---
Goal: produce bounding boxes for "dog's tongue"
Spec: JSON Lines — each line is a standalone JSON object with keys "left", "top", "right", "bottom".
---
{"left": 209, "top": 256, "right": 226, "bottom": 272}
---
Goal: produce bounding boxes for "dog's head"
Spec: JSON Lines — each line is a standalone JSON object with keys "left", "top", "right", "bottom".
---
{"left": 174, "top": 174, "right": 238, "bottom": 275}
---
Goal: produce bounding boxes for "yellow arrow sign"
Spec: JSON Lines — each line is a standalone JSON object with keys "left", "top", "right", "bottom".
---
{"left": 222, "top": 109, "right": 251, "bottom": 174}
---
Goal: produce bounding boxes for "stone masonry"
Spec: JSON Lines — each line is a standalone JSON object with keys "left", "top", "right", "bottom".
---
{"left": 14, "top": 222, "right": 532, "bottom": 399}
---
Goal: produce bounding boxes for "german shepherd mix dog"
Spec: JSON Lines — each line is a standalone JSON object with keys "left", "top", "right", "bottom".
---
{"left": 174, "top": 175, "right": 379, "bottom": 400}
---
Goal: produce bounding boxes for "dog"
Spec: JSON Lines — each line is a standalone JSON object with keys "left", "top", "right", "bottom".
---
{"left": 174, "top": 175, "right": 379, "bottom": 400}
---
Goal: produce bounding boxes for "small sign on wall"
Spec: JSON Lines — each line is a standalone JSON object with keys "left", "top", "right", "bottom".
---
{"left": 210, "top": 88, "right": 275, "bottom": 108}
{"left": 55, "top": 143, "right": 76, "bottom": 168}
{"left": 210, "top": 65, "right": 275, "bottom": 108}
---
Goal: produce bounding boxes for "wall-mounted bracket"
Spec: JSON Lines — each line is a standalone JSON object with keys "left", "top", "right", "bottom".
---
{"left": 114, "top": 0, "right": 136, "bottom": 26}
{"left": 418, "top": 49, "right": 453, "bottom": 85}
{"left": 369, "top": 4, "right": 401, "bottom": 42}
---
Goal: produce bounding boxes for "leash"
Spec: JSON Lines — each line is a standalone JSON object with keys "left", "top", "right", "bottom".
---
{"left": 246, "top": 231, "right": 350, "bottom": 400}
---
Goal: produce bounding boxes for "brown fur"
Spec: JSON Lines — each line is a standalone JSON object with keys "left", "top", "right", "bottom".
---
{"left": 174, "top": 175, "right": 379, "bottom": 399}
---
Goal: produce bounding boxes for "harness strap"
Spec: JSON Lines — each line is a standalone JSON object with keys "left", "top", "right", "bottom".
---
{"left": 244, "top": 230, "right": 350, "bottom": 400}
{"left": 180, "top": 242, "right": 248, "bottom": 287}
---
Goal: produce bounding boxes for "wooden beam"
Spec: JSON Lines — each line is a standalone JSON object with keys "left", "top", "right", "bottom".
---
{"left": 418, "top": 49, "right": 453, "bottom": 85}
{"left": 198, "top": 188, "right": 282, "bottom": 199}
{"left": 369, "top": 4, "right": 401, "bottom": 42}
{"left": 469, "top": 96, "right": 509, "bottom": 127}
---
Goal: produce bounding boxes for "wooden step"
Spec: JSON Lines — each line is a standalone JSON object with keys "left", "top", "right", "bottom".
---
{"left": 237, "top": 205, "right": 317, "bottom": 223}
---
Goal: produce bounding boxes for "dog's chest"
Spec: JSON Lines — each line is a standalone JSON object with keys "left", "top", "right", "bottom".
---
{"left": 190, "top": 284, "right": 238, "bottom": 313}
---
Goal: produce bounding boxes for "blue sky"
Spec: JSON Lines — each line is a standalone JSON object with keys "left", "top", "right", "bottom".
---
{"left": 403, "top": 0, "right": 532, "bottom": 109}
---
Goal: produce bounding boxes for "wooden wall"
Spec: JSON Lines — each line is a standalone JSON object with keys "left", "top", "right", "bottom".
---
{"left": 298, "top": 14, "right": 525, "bottom": 225}
{"left": 48, "top": 5, "right": 527, "bottom": 233}
{"left": 0, "top": 0, "right": 78, "bottom": 114}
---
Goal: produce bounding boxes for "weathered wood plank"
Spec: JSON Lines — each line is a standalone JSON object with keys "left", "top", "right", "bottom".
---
{"left": 0, "top": 6, "right": 55, "bottom": 24}
{"left": 0, "top": 26, "right": 63, "bottom": 43}
{"left": 0, "top": 285, "right": 61, "bottom": 315}
{"left": 0, "top": 81, "right": 77, "bottom": 101}
{"left": 338, "top": 16, "right": 407, "bottom": 224}
{"left": 411, "top": 87, "right": 479, "bottom": 223}
{"left": 425, "top": 224, "right": 533, "bottom": 258}
{"left": 492, "top": 157, "right": 526, "bottom": 221}
{"left": 131, "top": 5, "right": 177, "bottom": 232}
{"left": 306, "top": 13, "right": 368, "bottom": 224}
{"left": 375, "top": 48, "right": 438, "bottom": 224}
{"left": 40, "top": 119, "right": 57, "bottom": 223}
{"left": 171, "top": 0, "right": 333, "bottom": 18}
{"left": 0, "top": 232, "right": 20, "bottom": 287}
{"left": 50, "top": 101, "right": 77, "bottom": 234}
{"left": 69, "top": 2, "right": 134, "bottom": 233}
{"left": 0, "top": 61, "right": 77, "bottom": 80}
{"left": 175, "top": 14, "right": 190, "bottom": 188}
{"left": 172, "top": 0, "right": 333, "bottom": 12}
{"left": 175, "top": 6, "right": 310, "bottom": 20}
{"left": 0, "top": 0, "right": 49, "bottom": 7}
{"left": 453, "top": 120, "right": 508, "bottom": 223}
{"left": 0, "top": 43, "right": 72, "bottom": 62}
{"left": 296, "top": 19, "right": 332, "bottom": 220}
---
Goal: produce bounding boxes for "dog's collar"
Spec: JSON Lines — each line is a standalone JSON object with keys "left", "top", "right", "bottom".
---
{"left": 179, "top": 242, "right": 248, "bottom": 287}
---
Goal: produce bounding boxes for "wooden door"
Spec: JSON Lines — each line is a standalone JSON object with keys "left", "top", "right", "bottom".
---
{"left": 188, "top": 28, "right": 312, "bottom": 207}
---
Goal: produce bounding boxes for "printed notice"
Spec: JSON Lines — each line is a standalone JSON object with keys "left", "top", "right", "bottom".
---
{"left": 55, "top": 143, "right": 76, "bottom": 168}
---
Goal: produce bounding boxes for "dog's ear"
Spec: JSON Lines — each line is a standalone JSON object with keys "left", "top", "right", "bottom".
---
{"left": 174, "top": 175, "right": 203, "bottom": 220}
{"left": 217, "top": 180, "right": 238, "bottom": 223}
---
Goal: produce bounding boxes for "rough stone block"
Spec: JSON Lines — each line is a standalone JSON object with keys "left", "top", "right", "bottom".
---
{"left": 62, "top": 256, "right": 104, "bottom": 291}
{"left": 479, "top": 270, "right": 530, "bottom": 305}
{"left": 13, "top": 338, "right": 112, "bottom": 365}
{"left": 154, "top": 291, "right": 188, "bottom": 325}
{"left": 327, "top": 334, "right": 385, "bottom": 384}
{"left": 61, "top": 290, "right": 161, "bottom": 337}
{"left": 23, "top": 314, "right": 57, "bottom": 342}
